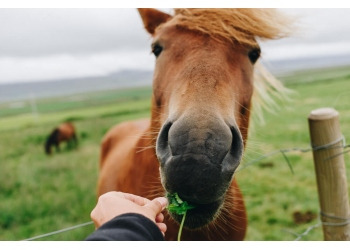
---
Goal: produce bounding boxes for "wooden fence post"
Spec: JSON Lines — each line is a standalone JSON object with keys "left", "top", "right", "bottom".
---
{"left": 308, "top": 107, "right": 350, "bottom": 240}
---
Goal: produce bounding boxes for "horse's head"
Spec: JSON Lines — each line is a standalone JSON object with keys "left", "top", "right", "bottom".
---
{"left": 139, "top": 8, "right": 289, "bottom": 229}
{"left": 44, "top": 128, "right": 59, "bottom": 155}
{"left": 44, "top": 142, "right": 51, "bottom": 155}
{"left": 45, "top": 138, "right": 52, "bottom": 155}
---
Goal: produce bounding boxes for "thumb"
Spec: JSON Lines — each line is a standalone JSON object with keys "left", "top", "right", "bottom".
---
{"left": 145, "top": 197, "right": 168, "bottom": 215}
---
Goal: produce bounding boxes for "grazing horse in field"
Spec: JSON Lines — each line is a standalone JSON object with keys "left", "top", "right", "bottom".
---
{"left": 45, "top": 122, "right": 78, "bottom": 155}
{"left": 97, "top": 8, "right": 290, "bottom": 240}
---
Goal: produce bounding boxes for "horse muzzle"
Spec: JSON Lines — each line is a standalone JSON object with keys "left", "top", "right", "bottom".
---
{"left": 156, "top": 116, "right": 243, "bottom": 227}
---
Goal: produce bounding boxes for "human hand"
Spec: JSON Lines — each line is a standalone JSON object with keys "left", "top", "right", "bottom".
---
{"left": 90, "top": 191, "right": 168, "bottom": 235}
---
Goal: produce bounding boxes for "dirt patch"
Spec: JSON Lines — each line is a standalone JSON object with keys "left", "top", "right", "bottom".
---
{"left": 259, "top": 162, "right": 274, "bottom": 168}
{"left": 293, "top": 210, "right": 317, "bottom": 224}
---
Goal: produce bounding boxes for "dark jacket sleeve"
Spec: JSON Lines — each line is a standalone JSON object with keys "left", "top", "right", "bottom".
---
{"left": 85, "top": 213, "right": 164, "bottom": 241}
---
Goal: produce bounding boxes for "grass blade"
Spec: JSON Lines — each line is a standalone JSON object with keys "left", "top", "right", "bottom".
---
{"left": 178, "top": 211, "right": 187, "bottom": 241}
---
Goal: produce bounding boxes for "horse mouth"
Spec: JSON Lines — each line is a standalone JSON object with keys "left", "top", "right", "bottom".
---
{"left": 167, "top": 198, "right": 223, "bottom": 229}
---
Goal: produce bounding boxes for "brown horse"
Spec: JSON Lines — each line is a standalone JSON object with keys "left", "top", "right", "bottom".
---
{"left": 45, "top": 122, "right": 78, "bottom": 155}
{"left": 97, "top": 9, "right": 290, "bottom": 240}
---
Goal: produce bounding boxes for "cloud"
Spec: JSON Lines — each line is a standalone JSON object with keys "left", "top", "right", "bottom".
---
{"left": 0, "top": 50, "right": 155, "bottom": 84}
{"left": 0, "top": 8, "right": 159, "bottom": 84}
{"left": 0, "top": 8, "right": 151, "bottom": 57}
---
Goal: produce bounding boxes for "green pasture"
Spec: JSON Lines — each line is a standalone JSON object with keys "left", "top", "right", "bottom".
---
{"left": 0, "top": 67, "right": 349, "bottom": 241}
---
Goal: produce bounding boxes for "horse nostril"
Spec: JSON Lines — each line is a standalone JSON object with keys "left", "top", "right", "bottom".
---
{"left": 222, "top": 126, "right": 244, "bottom": 174}
{"left": 156, "top": 121, "right": 172, "bottom": 162}
{"left": 231, "top": 126, "right": 243, "bottom": 158}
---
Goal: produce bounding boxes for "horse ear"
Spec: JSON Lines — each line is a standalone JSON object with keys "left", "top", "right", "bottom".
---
{"left": 138, "top": 8, "right": 172, "bottom": 35}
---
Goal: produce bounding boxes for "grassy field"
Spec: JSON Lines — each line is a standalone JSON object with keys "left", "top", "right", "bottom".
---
{"left": 0, "top": 67, "right": 349, "bottom": 241}
{"left": 0, "top": 86, "right": 152, "bottom": 241}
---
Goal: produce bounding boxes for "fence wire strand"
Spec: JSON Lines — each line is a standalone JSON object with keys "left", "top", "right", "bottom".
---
{"left": 22, "top": 221, "right": 94, "bottom": 241}
{"left": 238, "top": 134, "right": 349, "bottom": 173}
{"left": 292, "top": 221, "right": 322, "bottom": 241}
{"left": 320, "top": 211, "right": 350, "bottom": 227}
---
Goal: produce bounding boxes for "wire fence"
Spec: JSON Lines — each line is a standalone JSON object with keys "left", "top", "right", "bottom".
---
{"left": 22, "top": 221, "right": 94, "bottom": 241}
{"left": 238, "top": 134, "right": 348, "bottom": 173}
{"left": 21, "top": 135, "right": 350, "bottom": 241}
{"left": 283, "top": 221, "right": 322, "bottom": 241}
{"left": 240, "top": 134, "right": 349, "bottom": 241}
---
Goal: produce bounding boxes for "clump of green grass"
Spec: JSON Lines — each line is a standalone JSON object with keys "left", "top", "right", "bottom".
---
{"left": 167, "top": 193, "right": 195, "bottom": 241}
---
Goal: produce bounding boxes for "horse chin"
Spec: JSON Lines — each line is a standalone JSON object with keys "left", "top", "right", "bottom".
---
{"left": 168, "top": 198, "right": 223, "bottom": 229}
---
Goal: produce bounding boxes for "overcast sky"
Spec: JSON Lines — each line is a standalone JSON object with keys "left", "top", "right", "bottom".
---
{"left": 1, "top": 8, "right": 350, "bottom": 84}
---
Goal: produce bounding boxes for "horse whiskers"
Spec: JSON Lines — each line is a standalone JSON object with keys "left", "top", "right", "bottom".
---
{"left": 244, "top": 142, "right": 267, "bottom": 149}
{"left": 212, "top": 215, "right": 235, "bottom": 238}
{"left": 138, "top": 135, "right": 157, "bottom": 140}
{"left": 137, "top": 176, "right": 165, "bottom": 199}
{"left": 221, "top": 189, "right": 246, "bottom": 215}
{"left": 141, "top": 131, "right": 159, "bottom": 135}
{"left": 199, "top": 210, "right": 236, "bottom": 240}
{"left": 242, "top": 152, "right": 266, "bottom": 160}
{"left": 145, "top": 185, "right": 166, "bottom": 200}
{"left": 137, "top": 137, "right": 156, "bottom": 142}
{"left": 135, "top": 146, "right": 155, "bottom": 154}
{"left": 213, "top": 206, "right": 245, "bottom": 234}
{"left": 209, "top": 215, "right": 230, "bottom": 239}
{"left": 243, "top": 141, "right": 272, "bottom": 152}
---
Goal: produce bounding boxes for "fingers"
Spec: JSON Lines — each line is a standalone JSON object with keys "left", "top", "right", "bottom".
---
{"left": 155, "top": 212, "right": 164, "bottom": 223}
{"left": 144, "top": 197, "right": 168, "bottom": 215}
{"left": 109, "top": 192, "right": 167, "bottom": 209}
{"left": 90, "top": 208, "right": 99, "bottom": 228}
{"left": 121, "top": 192, "right": 151, "bottom": 206}
{"left": 90, "top": 206, "right": 106, "bottom": 229}
{"left": 103, "top": 191, "right": 150, "bottom": 206}
{"left": 156, "top": 222, "right": 167, "bottom": 235}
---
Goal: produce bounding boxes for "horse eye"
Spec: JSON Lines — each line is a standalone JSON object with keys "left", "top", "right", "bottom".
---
{"left": 152, "top": 44, "right": 163, "bottom": 57}
{"left": 248, "top": 48, "right": 261, "bottom": 64}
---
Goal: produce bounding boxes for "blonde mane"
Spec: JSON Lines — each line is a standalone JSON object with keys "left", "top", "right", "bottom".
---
{"left": 172, "top": 8, "right": 293, "bottom": 122}
{"left": 173, "top": 9, "right": 291, "bottom": 47}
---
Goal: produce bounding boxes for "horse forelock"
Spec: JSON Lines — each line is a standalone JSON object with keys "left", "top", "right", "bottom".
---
{"left": 172, "top": 8, "right": 292, "bottom": 48}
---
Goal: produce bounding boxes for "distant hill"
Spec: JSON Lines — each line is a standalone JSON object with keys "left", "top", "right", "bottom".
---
{"left": 0, "top": 70, "right": 153, "bottom": 103}
{"left": 263, "top": 53, "right": 350, "bottom": 76}
{"left": 1, "top": 53, "right": 350, "bottom": 103}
